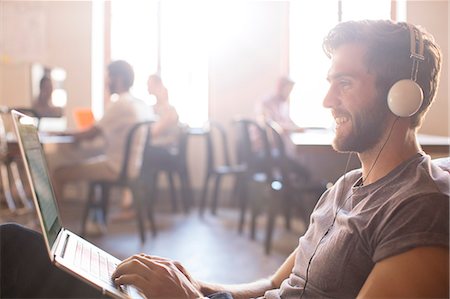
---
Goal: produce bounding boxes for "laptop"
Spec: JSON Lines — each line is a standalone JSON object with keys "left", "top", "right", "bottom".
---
{"left": 11, "top": 110, "right": 144, "bottom": 299}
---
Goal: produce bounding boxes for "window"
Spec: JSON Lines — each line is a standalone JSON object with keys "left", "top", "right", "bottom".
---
{"left": 289, "top": 0, "right": 393, "bottom": 128}
{"left": 110, "top": 1, "right": 159, "bottom": 103}
{"left": 92, "top": 0, "right": 209, "bottom": 128}
{"left": 159, "top": 1, "right": 209, "bottom": 127}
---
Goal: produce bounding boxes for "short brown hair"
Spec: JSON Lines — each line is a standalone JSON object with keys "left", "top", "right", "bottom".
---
{"left": 322, "top": 20, "right": 442, "bottom": 128}
{"left": 108, "top": 60, "right": 134, "bottom": 90}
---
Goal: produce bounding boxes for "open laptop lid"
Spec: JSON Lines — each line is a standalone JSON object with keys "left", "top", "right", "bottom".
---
{"left": 11, "top": 110, "right": 63, "bottom": 257}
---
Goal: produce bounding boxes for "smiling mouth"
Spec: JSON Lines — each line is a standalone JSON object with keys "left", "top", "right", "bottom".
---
{"left": 335, "top": 116, "right": 350, "bottom": 127}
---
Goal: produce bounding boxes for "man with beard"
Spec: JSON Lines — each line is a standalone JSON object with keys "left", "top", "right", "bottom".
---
{"left": 111, "top": 20, "right": 449, "bottom": 299}
{"left": 1, "top": 20, "right": 448, "bottom": 299}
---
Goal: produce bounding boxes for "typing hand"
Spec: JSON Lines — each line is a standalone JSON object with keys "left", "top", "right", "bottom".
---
{"left": 112, "top": 254, "right": 203, "bottom": 299}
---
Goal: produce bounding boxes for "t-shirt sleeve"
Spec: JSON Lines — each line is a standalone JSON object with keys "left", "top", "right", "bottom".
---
{"left": 372, "top": 193, "right": 449, "bottom": 263}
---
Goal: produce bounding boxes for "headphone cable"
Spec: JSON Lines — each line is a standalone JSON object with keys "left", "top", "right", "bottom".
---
{"left": 299, "top": 117, "right": 399, "bottom": 298}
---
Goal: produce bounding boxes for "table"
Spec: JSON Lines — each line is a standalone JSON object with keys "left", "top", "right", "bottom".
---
{"left": 290, "top": 129, "right": 449, "bottom": 183}
{"left": 2, "top": 133, "right": 75, "bottom": 214}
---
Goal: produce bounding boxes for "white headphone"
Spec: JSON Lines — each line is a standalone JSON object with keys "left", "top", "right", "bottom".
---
{"left": 387, "top": 23, "right": 424, "bottom": 117}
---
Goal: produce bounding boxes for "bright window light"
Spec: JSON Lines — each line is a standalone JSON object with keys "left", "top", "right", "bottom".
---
{"left": 341, "top": 0, "right": 391, "bottom": 21}
{"left": 290, "top": 1, "right": 337, "bottom": 128}
{"left": 160, "top": 1, "right": 209, "bottom": 128}
{"left": 91, "top": 0, "right": 104, "bottom": 119}
{"left": 110, "top": 0, "right": 159, "bottom": 104}
{"left": 52, "top": 89, "right": 67, "bottom": 107}
{"left": 108, "top": 1, "right": 208, "bottom": 128}
{"left": 289, "top": 0, "right": 392, "bottom": 128}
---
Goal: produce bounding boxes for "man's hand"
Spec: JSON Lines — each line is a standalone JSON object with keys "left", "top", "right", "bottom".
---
{"left": 112, "top": 254, "right": 203, "bottom": 299}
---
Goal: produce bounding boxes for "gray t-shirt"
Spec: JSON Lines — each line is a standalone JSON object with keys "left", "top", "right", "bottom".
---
{"left": 264, "top": 153, "right": 449, "bottom": 298}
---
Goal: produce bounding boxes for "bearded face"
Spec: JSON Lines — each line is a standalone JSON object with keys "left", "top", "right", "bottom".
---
{"left": 323, "top": 43, "right": 392, "bottom": 154}
{"left": 331, "top": 91, "right": 390, "bottom": 153}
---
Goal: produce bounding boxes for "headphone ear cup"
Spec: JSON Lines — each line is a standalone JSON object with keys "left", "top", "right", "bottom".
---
{"left": 387, "top": 79, "right": 424, "bottom": 117}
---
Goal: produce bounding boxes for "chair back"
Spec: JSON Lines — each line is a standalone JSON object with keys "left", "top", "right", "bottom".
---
{"left": 174, "top": 123, "right": 190, "bottom": 166}
{"left": 233, "top": 118, "right": 273, "bottom": 177}
{"left": 119, "top": 121, "right": 153, "bottom": 181}
{"left": 265, "top": 120, "right": 290, "bottom": 177}
{"left": 204, "top": 121, "right": 232, "bottom": 173}
{"left": 265, "top": 121, "right": 287, "bottom": 161}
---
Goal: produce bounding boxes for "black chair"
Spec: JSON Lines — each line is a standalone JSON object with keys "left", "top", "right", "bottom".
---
{"left": 198, "top": 121, "right": 246, "bottom": 216}
{"left": 81, "top": 121, "right": 155, "bottom": 243}
{"left": 141, "top": 124, "right": 193, "bottom": 214}
{"left": 233, "top": 118, "right": 326, "bottom": 254}
{"left": 232, "top": 118, "right": 277, "bottom": 235}
{"left": 263, "top": 121, "right": 327, "bottom": 254}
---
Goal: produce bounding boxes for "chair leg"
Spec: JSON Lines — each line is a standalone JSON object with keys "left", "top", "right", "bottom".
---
{"left": 180, "top": 169, "right": 193, "bottom": 213}
{"left": 130, "top": 183, "right": 146, "bottom": 243}
{"left": 145, "top": 172, "right": 159, "bottom": 235}
{"left": 199, "top": 173, "right": 211, "bottom": 217}
{"left": 211, "top": 174, "right": 223, "bottom": 215}
{"left": 250, "top": 197, "right": 257, "bottom": 240}
{"left": 238, "top": 176, "right": 248, "bottom": 234}
{"left": 250, "top": 189, "right": 262, "bottom": 240}
{"left": 151, "top": 171, "right": 160, "bottom": 203}
{"left": 81, "top": 183, "right": 96, "bottom": 236}
{"left": 231, "top": 174, "right": 242, "bottom": 206}
{"left": 167, "top": 172, "right": 178, "bottom": 212}
{"left": 100, "top": 184, "right": 110, "bottom": 226}
{"left": 145, "top": 183, "right": 157, "bottom": 237}
{"left": 265, "top": 189, "right": 278, "bottom": 255}
{"left": 283, "top": 190, "right": 292, "bottom": 231}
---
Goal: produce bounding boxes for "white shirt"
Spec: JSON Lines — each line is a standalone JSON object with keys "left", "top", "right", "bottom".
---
{"left": 97, "top": 92, "right": 151, "bottom": 175}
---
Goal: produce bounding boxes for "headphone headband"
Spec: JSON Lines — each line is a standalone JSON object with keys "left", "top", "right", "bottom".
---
{"left": 387, "top": 23, "right": 424, "bottom": 117}
{"left": 407, "top": 24, "right": 424, "bottom": 81}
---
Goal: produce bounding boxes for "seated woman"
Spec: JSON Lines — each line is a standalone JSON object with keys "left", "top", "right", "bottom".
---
{"left": 32, "top": 75, "right": 64, "bottom": 118}
{"left": 147, "top": 74, "right": 180, "bottom": 149}
{"left": 115, "top": 74, "right": 180, "bottom": 220}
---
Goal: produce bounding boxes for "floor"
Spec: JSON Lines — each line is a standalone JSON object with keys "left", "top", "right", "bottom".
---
{"left": 1, "top": 189, "right": 309, "bottom": 285}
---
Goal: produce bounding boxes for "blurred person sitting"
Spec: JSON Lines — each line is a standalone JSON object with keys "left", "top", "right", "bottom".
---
{"left": 255, "top": 76, "right": 311, "bottom": 182}
{"left": 47, "top": 60, "right": 151, "bottom": 231}
{"left": 257, "top": 76, "right": 302, "bottom": 134}
{"left": 147, "top": 74, "right": 180, "bottom": 148}
{"left": 109, "top": 74, "right": 180, "bottom": 221}
{"left": 32, "top": 74, "right": 64, "bottom": 118}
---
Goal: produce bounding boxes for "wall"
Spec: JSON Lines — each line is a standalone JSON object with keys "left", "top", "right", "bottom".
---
{"left": 209, "top": 2, "right": 289, "bottom": 125}
{"left": 0, "top": 1, "right": 92, "bottom": 129}
{"left": 408, "top": 1, "right": 449, "bottom": 137}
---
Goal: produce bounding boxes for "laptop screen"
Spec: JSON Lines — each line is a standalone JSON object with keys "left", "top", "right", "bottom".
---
{"left": 12, "top": 111, "right": 62, "bottom": 247}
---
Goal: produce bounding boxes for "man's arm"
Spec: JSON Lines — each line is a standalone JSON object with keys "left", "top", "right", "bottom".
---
{"left": 357, "top": 246, "right": 449, "bottom": 298}
{"left": 69, "top": 126, "right": 102, "bottom": 143}
{"left": 199, "top": 248, "right": 297, "bottom": 299}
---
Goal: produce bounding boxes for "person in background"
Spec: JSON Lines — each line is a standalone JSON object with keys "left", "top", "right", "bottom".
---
{"left": 112, "top": 73, "right": 180, "bottom": 221}
{"left": 147, "top": 74, "right": 180, "bottom": 148}
{"left": 257, "top": 76, "right": 302, "bottom": 134}
{"left": 32, "top": 74, "right": 64, "bottom": 118}
{"left": 48, "top": 60, "right": 151, "bottom": 231}
{"left": 255, "top": 76, "right": 311, "bottom": 183}
{"left": 0, "top": 20, "right": 448, "bottom": 299}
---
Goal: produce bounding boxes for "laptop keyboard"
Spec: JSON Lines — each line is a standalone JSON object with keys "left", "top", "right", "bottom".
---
{"left": 65, "top": 239, "right": 128, "bottom": 293}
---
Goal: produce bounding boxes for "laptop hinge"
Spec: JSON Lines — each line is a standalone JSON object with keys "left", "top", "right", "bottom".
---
{"left": 53, "top": 228, "right": 69, "bottom": 259}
